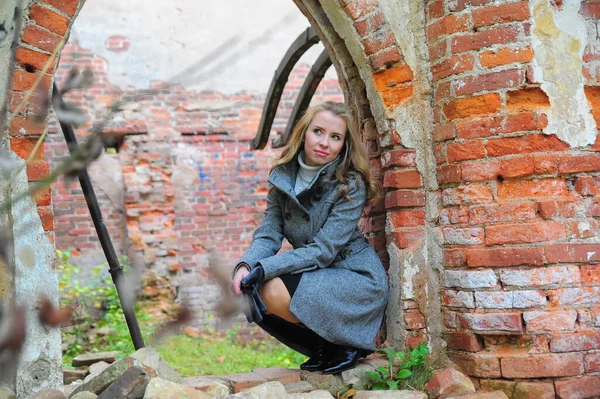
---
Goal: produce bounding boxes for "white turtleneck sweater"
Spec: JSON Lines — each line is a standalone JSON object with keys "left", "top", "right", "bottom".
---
{"left": 294, "top": 152, "right": 326, "bottom": 194}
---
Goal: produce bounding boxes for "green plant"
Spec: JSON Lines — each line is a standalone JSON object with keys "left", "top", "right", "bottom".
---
{"left": 365, "top": 343, "right": 432, "bottom": 391}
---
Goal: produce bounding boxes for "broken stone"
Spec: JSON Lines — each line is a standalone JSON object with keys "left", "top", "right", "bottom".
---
{"left": 236, "top": 381, "right": 287, "bottom": 399}
{"left": 144, "top": 377, "right": 212, "bottom": 399}
{"left": 72, "top": 352, "right": 118, "bottom": 367}
{"left": 23, "top": 389, "right": 66, "bottom": 399}
{"left": 70, "top": 347, "right": 180, "bottom": 396}
{"left": 288, "top": 390, "right": 335, "bottom": 398}
{"left": 64, "top": 381, "right": 83, "bottom": 397}
{"left": 225, "top": 372, "right": 268, "bottom": 393}
{"left": 353, "top": 391, "right": 428, "bottom": 399}
{"left": 299, "top": 370, "right": 346, "bottom": 394}
{"left": 340, "top": 361, "right": 379, "bottom": 389}
{"left": 96, "top": 366, "right": 149, "bottom": 399}
{"left": 284, "top": 381, "right": 315, "bottom": 394}
{"left": 64, "top": 368, "right": 88, "bottom": 384}
{"left": 88, "top": 362, "right": 110, "bottom": 376}
{"left": 251, "top": 366, "right": 300, "bottom": 385}
{"left": 70, "top": 392, "right": 98, "bottom": 399}
{"left": 426, "top": 367, "right": 476, "bottom": 398}
{"left": 446, "top": 391, "right": 509, "bottom": 399}
{"left": 181, "top": 376, "right": 230, "bottom": 396}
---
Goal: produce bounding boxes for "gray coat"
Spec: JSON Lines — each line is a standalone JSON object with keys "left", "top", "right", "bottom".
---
{"left": 238, "top": 157, "right": 388, "bottom": 351}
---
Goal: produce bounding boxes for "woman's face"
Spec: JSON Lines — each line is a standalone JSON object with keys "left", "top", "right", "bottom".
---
{"left": 303, "top": 110, "right": 347, "bottom": 167}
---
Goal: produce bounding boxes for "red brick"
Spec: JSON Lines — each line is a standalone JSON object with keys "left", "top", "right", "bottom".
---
{"left": 442, "top": 184, "right": 494, "bottom": 205}
{"left": 499, "top": 265, "right": 581, "bottom": 287}
{"left": 381, "top": 149, "right": 416, "bottom": 167}
{"left": 567, "top": 220, "right": 597, "bottom": 239}
{"left": 344, "top": 0, "right": 378, "bottom": 20}
{"left": 448, "top": 352, "right": 501, "bottom": 378}
{"left": 21, "top": 25, "right": 62, "bottom": 53}
{"left": 447, "top": 140, "right": 486, "bottom": 163}
{"left": 387, "top": 210, "right": 426, "bottom": 228}
{"left": 457, "top": 312, "right": 522, "bottom": 332}
{"left": 362, "top": 29, "right": 396, "bottom": 56}
{"left": 551, "top": 332, "right": 600, "bottom": 352}
{"left": 500, "top": 353, "right": 583, "bottom": 378}
{"left": 43, "top": 0, "right": 80, "bottom": 16}
{"left": 437, "top": 165, "right": 462, "bottom": 184}
{"left": 581, "top": 2, "right": 600, "bottom": 19}
{"left": 442, "top": 289, "right": 475, "bottom": 307}
{"left": 497, "top": 178, "right": 570, "bottom": 200}
{"left": 466, "top": 247, "right": 544, "bottom": 267}
{"left": 404, "top": 310, "right": 426, "bottom": 330}
{"left": 454, "top": 69, "right": 524, "bottom": 96}
{"left": 460, "top": 160, "right": 499, "bottom": 182}
{"left": 406, "top": 331, "right": 428, "bottom": 349}
{"left": 558, "top": 154, "right": 600, "bottom": 174}
{"left": 443, "top": 227, "right": 484, "bottom": 245}
{"left": 455, "top": 116, "right": 503, "bottom": 139}
{"left": 429, "top": 40, "right": 448, "bottom": 62}
{"left": 575, "top": 175, "right": 600, "bottom": 196}
{"left": 34, "top": 186, "right": 52, "bottom": 206}
{"left": 504, "top": 111, "right": 547, "bottom": 133}
{"left": 434, "top": 143, "right": 446, "bottom": 164}
{"left": 581, "top": 264, "right": 600, "bottom": 285}
{"left": 38, "top": 208, "right": 53, "bottom": 231}
{"left": 444, "top": 332, "right": 483, "bottom": 352}
{"left": 448, "top": 0, "right": 496, "bottom": 12}
{"left": 444, "top": 94, "right": 502, "bottom": 120}
{"left": 10, "top": 137, "right": 45, "bottom": 161}
{"left": 29, "top": 4, "right": 70, "bottom": 35}
{"left": 427, "top": 0, "right": 444, "bottom": 19}
{"left": 387, "top": 229, "right": 425, "bottom": 249}
{"left": 451, "top": 26, "right": 520, "bottom": 53}
{"left": 369, "top": 47, "right": 403, "bottom": 71}
{"left": 384, "top": 190, "right": 425, "bottom": 208}
{"left": 15, "top": 47, "right": 54, "bottom": 72}
{"left": 469, "top": 202, "right": 536, "bottom": 225}
{"left": 486, "top": 134, "right": 569, "bottom": 157}
{"left": 426, "top": 14, "right": 471, "bottom": 41}
{"left": 354, "top": 11, "right": 386, "bottom": 37}
{"left": 472, "top": 1, "right": 530, "bottom": 27}
{"left": 506, "top": 88, "right": 550, "bottom": 110}
{"left": 537, "top": 200, "right": 557, "bottom": 219}
{"left": 485, "top": 221, "right": 566, "bottom": 245}
{"left": 432, "top": 54, "right": 475, "bottom": 81}
{"left": 383, "top": 169, "right": 422, "bottom": 189}
{"left": 555, "top": 376, "right": 600, "bottom": 399}
{"left": 546, "top": 244, "right": 600, "bottom": 263}
{"left": 499, "top": 156, "right": 534, "bottom": 179}
{"left": 533, "top": 155, "right": 559, "bottom": 174}
{"left": 433, "top": 122, "right": 456, "bottom": 142}
{"left": 523, "top": 310, "right": 577, "bottom": 332}
{"left": 26, "top": 160, "right": 50, "bottom": 181}
{"left": 439, "top": 206, "right": 469, "bottom": 225}
{"left": 548, "top": 287, "right": 600, "bottom": 306}
{"left": 444, "top": 248, "right": 466, "bottom": 267}
{"left": 479, "top": 46, "right": 534, "bottom": 68}
{"left": 9, "top": 116, "right": 46, "bottom": 136}
{"left": 585, "top": 353, "right": 600, "bottom": 372}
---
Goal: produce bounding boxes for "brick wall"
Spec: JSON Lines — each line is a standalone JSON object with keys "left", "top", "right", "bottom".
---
{"left": 47, "top": 41, "right": 343, "bottom": 326}
{"left": 426, "top": 0, "right": 600, "bottom": 394}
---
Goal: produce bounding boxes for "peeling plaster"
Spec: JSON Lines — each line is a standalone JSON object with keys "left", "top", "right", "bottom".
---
{"left": 9, "top": 155, "right": 62, "bottom": 396}
{"left": 530, "top": 0, "right": 597, "bottom": 147}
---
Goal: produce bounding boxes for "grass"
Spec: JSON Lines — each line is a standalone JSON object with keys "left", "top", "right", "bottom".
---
{"left": 155, "top": 330, "right": 307, "bottom": 377}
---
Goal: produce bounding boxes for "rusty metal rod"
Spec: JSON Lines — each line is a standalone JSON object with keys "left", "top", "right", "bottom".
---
{"left": 52, "top": 83, "right": 145, "bottom": 350}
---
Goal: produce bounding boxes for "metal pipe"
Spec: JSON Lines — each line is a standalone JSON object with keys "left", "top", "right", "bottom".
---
{"left": 52, "top": 83, "right": 145, "bottom": 350}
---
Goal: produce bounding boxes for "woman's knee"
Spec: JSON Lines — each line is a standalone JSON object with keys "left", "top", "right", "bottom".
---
{"left": 260, "top": 278, "right": 291, "bottom": 313}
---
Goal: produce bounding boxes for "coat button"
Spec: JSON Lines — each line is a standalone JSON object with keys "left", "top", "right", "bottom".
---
{"left": 303, "top": 239, "right": 311, "bottom": 245}
{"left": 285, "top": 212, "right": 292, "bottom": 220}
{"left": 342, "top": 249, "right": 351, "bottom": 259}
{"left": 304, "top": 215, "right": 310, "bottom": 222}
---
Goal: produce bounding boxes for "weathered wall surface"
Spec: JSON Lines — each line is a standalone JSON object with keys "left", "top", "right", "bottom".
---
{"left": 1, "top": 0, "right": 85, "bottom": 397}
{"left": 47, "top": 40, "right": 343, "bottom": 327}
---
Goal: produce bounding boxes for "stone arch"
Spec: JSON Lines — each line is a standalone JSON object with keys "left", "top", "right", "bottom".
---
{"left": 292, "top": 0, "right": 446, "bottom": 365}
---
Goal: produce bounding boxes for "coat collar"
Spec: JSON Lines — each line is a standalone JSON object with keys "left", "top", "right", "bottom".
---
{"left": 269, "top": 154, "right": 340, "bottom": 211}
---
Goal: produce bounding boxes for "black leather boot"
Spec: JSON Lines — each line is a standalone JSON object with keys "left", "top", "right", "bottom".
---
{"left": 300, "top": 335, "right": 333, "bottom": 372}
{"left": 322, "top": 346, "right": 367, "bottom": 374}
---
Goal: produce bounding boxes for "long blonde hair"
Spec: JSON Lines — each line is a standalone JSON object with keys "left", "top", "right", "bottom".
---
{"left": 271, "top": 101, "right": 379, "bottom": 204}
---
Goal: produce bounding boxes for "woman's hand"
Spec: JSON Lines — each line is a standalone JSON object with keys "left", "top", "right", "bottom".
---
{"left": 232, "top": 266, "right": 250, "bottom": 296}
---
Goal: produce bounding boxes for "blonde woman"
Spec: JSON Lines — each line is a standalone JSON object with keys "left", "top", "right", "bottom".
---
{"left": 231, "top": 101, "right": 388, "bottom": 374}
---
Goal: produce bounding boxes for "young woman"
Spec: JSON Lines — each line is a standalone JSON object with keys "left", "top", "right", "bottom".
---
{"left": 231, "top": 101, "right": 388, "bottom": 374}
